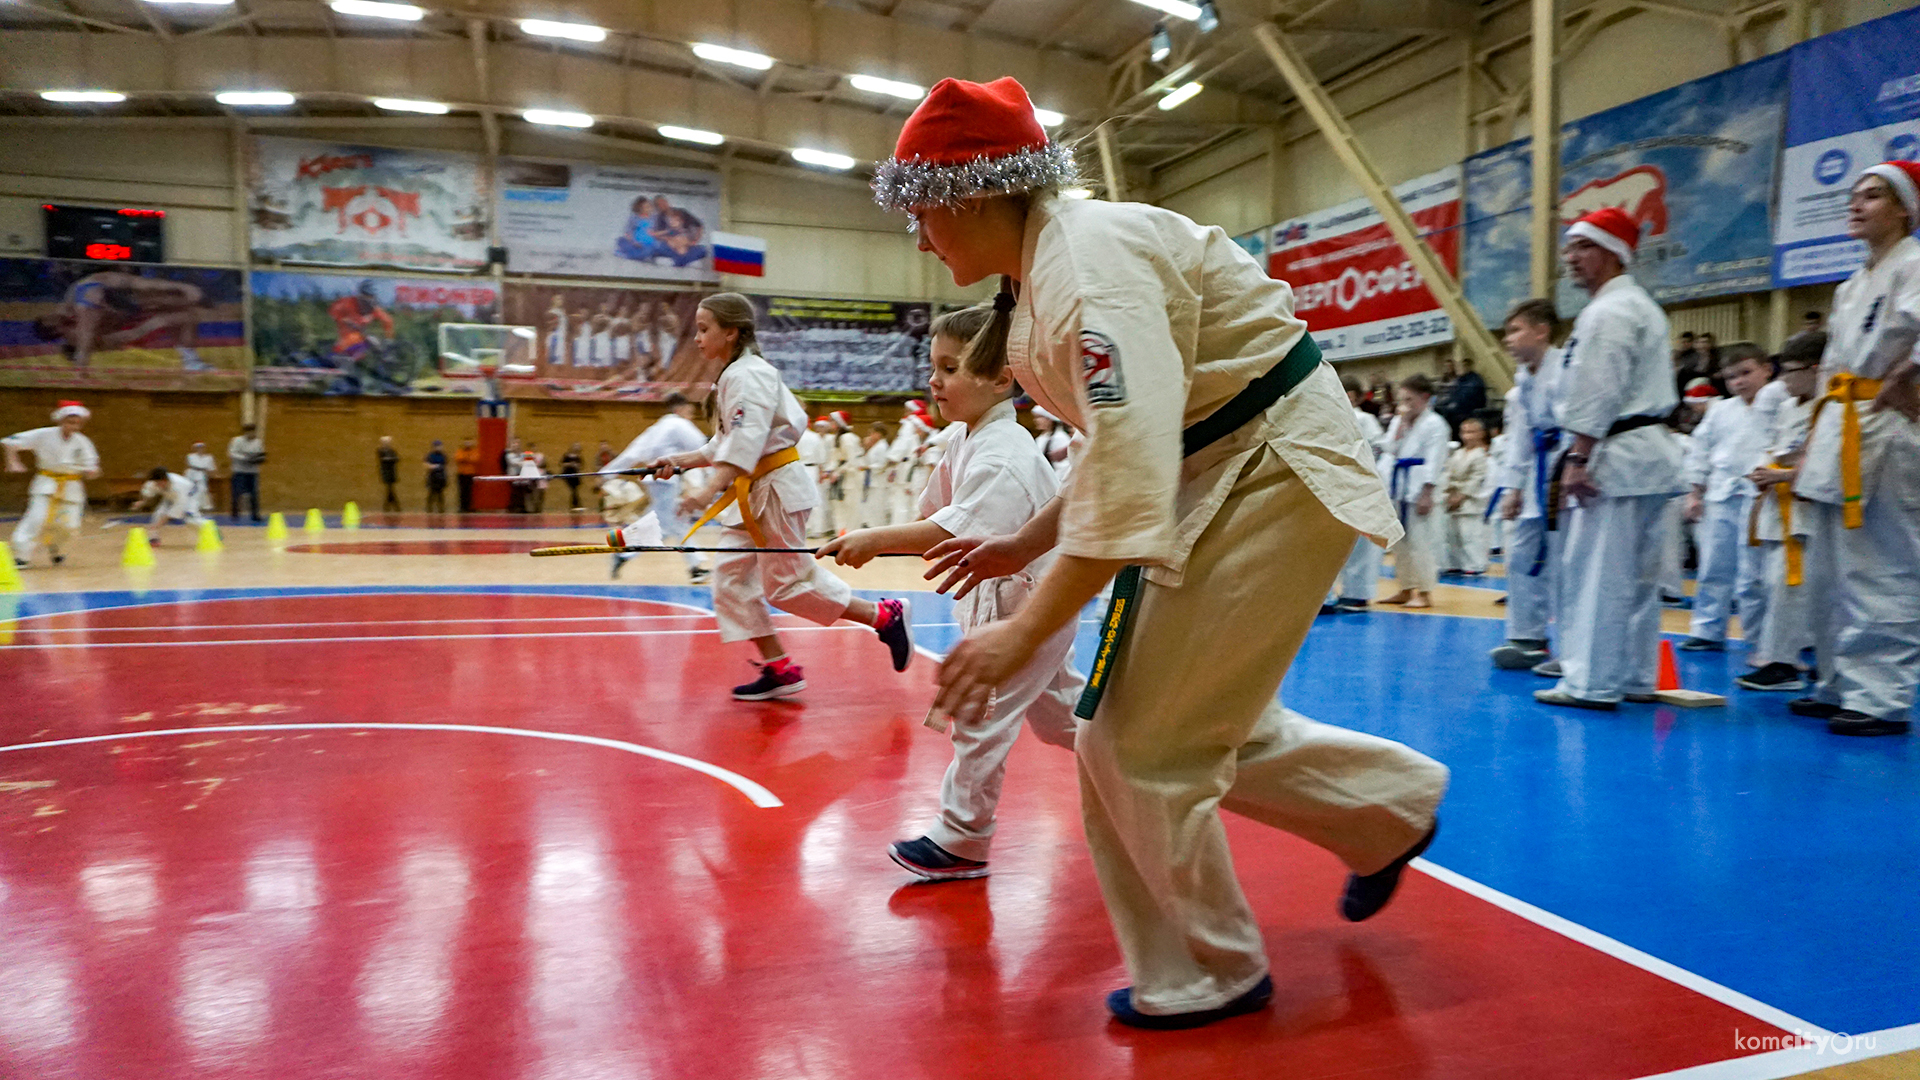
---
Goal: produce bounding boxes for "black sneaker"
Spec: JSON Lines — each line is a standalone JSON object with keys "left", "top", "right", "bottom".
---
{"left": 1319, "top": 602, "right": 1339, "bottom": 616}
{"left": 1341, "top": 819, "right": 1438, "bottom": 922}
{"left": 1532, "top": 659, "right": 1562, "bottom": 678}
{"left": 888, "top": 836, "right": 988, "bottom": 881}
{"left": 1788, "top": 697, "right": 1840, "bottom": 719}
{"left": 1335, "top": 598, "right": 1370, "bottom": 613}
{"left": 875, "top": 598, "right": 913, "bottom": 672}
{"left": 732, "top": 661, "right": 806, "bottom": 701}
{"left": 1677, "top": 636, "right": 1724, "bottom": 652}
{"left": 1736, "top": 663, "right": 1806, "bottom": 692}
{"left": 689, "top": 566, "right": 711, "bottom": 583}
{"left": 1490, "top": 641, "right": 1549, "bottom": 669}
{"left": 1107, "top": 975, "right": 1273, "bottom": 1030}
{"left": 1827, "top": 711, "right": 1910, "bottom": 736}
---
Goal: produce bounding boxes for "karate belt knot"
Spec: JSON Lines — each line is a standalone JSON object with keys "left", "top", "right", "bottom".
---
{"left": 1810, "top": 372, "right": 1882, "bottom": 530}
{"left": 36, "top": 470, "right": 85, "bottom": 501}
{"left": 1390, "top": 458, "right": 1425, "bottom": 526}
{"left": 679, "top": 446, "right": 802, "bottom": 549}
{"left": 1747, "top": 464, "right": 1803, "bottom": 587}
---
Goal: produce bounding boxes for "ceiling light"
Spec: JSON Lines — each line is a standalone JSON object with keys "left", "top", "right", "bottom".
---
{"left": 848, "top": 74, "right": 926, "bottom": 101}
{"left": 1157, "top": 81, "right": 1203, "bottom": 111}
{"left": 692, "top": 43, "right": 774, "bottom": 71}
{"left": 1033, "top": 107, "right": 1065, "bottom": 127}
{"left": 659, "top": 125, "right": 725, "bottom": 146}
{"left": 1196, "top": 0, "right": 1219, "bottom": 33}
{"left": 1150, "top": 23, "right": 1172, "bottom": 63}
{"left": 1130, "top": 0, "right": 1201, "bottom": 21}
{"left": 1061, "top": 187, "right": 1094, "bottom": 200}
{"left": 41, "top": 90, "right": 128, "bottom": 103}
{"left": 373, "top": 98, "right": 450, "bottom": 114}
{"left": 217, "top": 90, "right": 297, "bottom": 106}
{"left": 519, "top": 19, "right": 607, "bottom": 43}
{"left": 791, "top": 148, "right": 856, "bottom": 171}
{"left": 523, "top": 109, "right": 594, "bottom": 128}
{"left": 329, "top": 0, "right": 424, "bottom": 21}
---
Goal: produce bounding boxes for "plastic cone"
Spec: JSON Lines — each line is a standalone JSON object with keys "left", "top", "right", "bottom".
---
{"left": 0, "top": 551, "right": 21, "bottom": 593}
{"left": 342, "top": 501, "right": 361, "bottom": 529}
{"left": 122, "top": 527, "right": 156, "bottom": 568}
{"left": 266, "top": 511, "right": 289, "bottom": 541}
{"left": 195, "top": 519, "right": 223, "bottom": 552}
{"left": 304, "top": 508, "right": 325, "bottom": 533}
{"left": 1657, "top": 638, "right": 1682, "bottom": 692}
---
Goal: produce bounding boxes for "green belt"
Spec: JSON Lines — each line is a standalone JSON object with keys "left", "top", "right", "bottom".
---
{"left": 1074, "top": 334, "right": 1323, "bottom": 721}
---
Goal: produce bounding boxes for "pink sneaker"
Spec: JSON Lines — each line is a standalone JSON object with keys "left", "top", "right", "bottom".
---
{"left": 733, "top": 660, "right": 806, "bottom": 701}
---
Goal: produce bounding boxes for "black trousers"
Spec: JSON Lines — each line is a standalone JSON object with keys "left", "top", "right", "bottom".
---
{"left": 457, "top": 474, "right": 474, "bottom": 513}
{"left": 230, "top": 472, "right": 260, "bottom": 520}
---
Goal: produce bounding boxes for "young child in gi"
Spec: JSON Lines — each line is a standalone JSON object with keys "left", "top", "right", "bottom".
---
{"left": 819, "top": 304, "right": 1084, "bottom": 881}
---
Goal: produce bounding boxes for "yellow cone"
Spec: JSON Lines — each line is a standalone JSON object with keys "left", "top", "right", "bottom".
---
{"left": 0, "top": 550, "right": 20, "bottom": 594}
{"left": 196, "top": 519, "right": 223, "bottom": 552}
{"left": 266, "top": 511, "right": 289, "bottom": 541}
{"left": 304, "top": 508, "right": 325, "bottom": 533}
{"left": 342, "top": 501, "right": 361, "bottom": 529}
{"left": 122, "top": 527, "right": 156, "bottom": 567}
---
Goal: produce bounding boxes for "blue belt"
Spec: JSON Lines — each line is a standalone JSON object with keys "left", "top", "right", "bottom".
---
{"left": 1391, "top": 457, "right": 1425, "bottom": 526}
{"left": 1483, "top": 487, "right": 1505, "bottom": 522}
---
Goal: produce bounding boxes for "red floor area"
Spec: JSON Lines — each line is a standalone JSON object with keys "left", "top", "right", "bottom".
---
{"left": 282, "top": 540, "right": 558, "bottom": 555}
{"left": 0, "top": 592, "right": 1791, "bottom": 1080}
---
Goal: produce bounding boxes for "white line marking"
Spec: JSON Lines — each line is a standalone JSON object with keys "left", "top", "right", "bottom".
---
{"left": 0, "top": 723, "right": 782, "bottom": 808}
{"left": 6, "top": 587, "right": 727, "bottom": 625}
{"left": 13, "top": 614, "right": 721, "bottom": 633}
{"left": 0, "top": 624, "right": 971, "bottom": 650}
{"left": 1414, "top": 859, "right": 1830, "bottom": 1038}
{"left": 1627, "top": 1021, "right": 1920, "bottom": 1079}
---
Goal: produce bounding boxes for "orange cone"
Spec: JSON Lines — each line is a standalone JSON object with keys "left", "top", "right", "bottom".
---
{"left": 1657, "top": 638, "right": 1682, "bottom": 692}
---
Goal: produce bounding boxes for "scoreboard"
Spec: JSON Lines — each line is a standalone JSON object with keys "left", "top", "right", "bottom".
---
{"left": 42, "top": 203, "right": 166, "bottom": 263}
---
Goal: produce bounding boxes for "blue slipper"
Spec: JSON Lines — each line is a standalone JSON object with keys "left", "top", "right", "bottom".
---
{"left": 1340, "top": 818, "right": 1438, "bottom": 922}
{"left": 1106, "top": 975, "right": 1273, "bottom": 1030}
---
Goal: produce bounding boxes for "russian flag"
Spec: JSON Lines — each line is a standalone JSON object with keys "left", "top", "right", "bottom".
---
{"left": 712, "top": 232, "right": 766, "bottom": 277}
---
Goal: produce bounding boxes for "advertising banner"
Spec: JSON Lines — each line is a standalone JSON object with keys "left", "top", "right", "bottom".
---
{"left": 497, "top": 158, "right": 723, "bottom": 282}
{"left": 1266, "top": 167, "right": 1462, "bottom": 362}
{"left": 1556, "top": 53, "right": 1787, "bottom": 310}
{"left": 1462, "top": 140, "right": 1534, "bottom": 332}
{"left": 0, "top": 258, "right": 245, "bottom": 391}
{"left": 499, "top": 283, "right": 712, "bottom": 401}
{"left": 250, "top": 271, "right": 499, "bottom": 395}
{"left": 1774, "top": 5, "right": 1920, "bottom": 285}
{"left": 248, "top": 137, "right": 491, "bottom": 271}
{"left": 752, "top": 296, "right": 931, "bottom": 394}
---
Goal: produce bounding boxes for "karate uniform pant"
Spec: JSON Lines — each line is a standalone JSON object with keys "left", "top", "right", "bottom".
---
{"left": 1554, "top": 494, "right": 1669, "bottom": 703}
{"left": 859, "top": 475, "right": 887, "bottom": 529}
{"left": 711, "top": 494, "right": 852, "bottom": 645}
{"left": 1326, "top": 534, "right": 1382, "bottom": 604}
{"left": 1443, "top": 512, "right": 1488, "bottom": 573}
{"left": 926, "top": 623, "right": 1084, "bottom": 862}
{"left": 1503, "top": 515, "right": 1562, "bottom": 645}
{"left": 150, "top": 501, "right": 204, "bottom": 533}
{"left": 1689, "top": 494, "right": 1766, "bottom": 646}
{"left": 831, "top": 477, "right": 861, "bottom": 537}
{"left": 1659, "top": 498, "right": 1689, "bottom": 597}
{"left": 9, "top": 494, "right": 82, "bottom": 561}
{"left": 812, "top": 479, "right": 835, "bottom": 538}
{"left": 1752, "top": 538, "right": 1814, "bottom": 668}
{"left": 1801, "top": 490, "right": 1920, "bottom": 720}
{"left": 1387, "top": 504, "right": 1440, "bottom": 591}
{"left": 889, "top": 470, "right": 922, "bottom": 527}
{"left": 1076, "top": 447, "right": 1449, "bottom": 1015}
{"left": 643, "top": 479, "right": 704, "bottom": 571}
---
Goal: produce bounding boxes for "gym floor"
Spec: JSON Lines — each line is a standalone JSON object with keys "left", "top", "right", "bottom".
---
{"left": 2, "top": 514, "right": 1915, "bottom": 1080}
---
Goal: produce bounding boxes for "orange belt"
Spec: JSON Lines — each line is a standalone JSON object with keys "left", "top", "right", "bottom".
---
{"left": 1808, "top": 373, "right": 1882, "bottom": 529}
{"left": 1747, "top": 465, "right": 1803, "bottom": 587}
{"left": 680, "top": 447, "right": 802, "bottom": 549}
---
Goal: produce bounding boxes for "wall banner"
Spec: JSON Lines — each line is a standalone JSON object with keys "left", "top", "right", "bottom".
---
{"left": 499, "top": 283, "right": 712, "bottom": 402}
{"left": 248, "top": 137, "right": 490, "bottom": 271}
{"left": 0, "top": 258, "right": 245, "bottom": 391}
{"left": 497, "top": 158, "right": 723, "bottom": 283}
{"left": 752, "top": 296, "right": 931, "bottom": 394}
{"left": 250, "top": 271, "right": 499, "bottom": 395}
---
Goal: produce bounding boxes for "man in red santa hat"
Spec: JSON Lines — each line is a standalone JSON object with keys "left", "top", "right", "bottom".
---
{"left": 1535, "top": 207, "right": 1687, "bottom": 710}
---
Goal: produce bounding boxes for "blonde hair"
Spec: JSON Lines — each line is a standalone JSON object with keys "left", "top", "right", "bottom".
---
{"left": 697, "top": 292, "right": 759, "bottom": 361}
{"left": 949, "top": 278, "right": 1017, "bottom": 380}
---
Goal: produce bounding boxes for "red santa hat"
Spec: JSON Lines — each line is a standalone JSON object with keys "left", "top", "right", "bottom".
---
{"left": 1565, "top": 207, "right": 1641, "bottom": 265}
{"left": 904, "top": 399, "right": 929, "bottom": 417}
{"left": 1862, "top": 161, "right": 1920, "bottom": 227}
{"left": 871, "top": 77, "right": 1079, "bottom": 216}
{"left": 829, "top": 410, "right": 851, "bottom": 429}
{"left": 1684, "top": 378, "right": 1720, "bottom": 401}
{"left": 905, "top": 413, "right": 936, "bottom": 435}
{"left": 51, "top": 400, "right": 89, "bottom": 422}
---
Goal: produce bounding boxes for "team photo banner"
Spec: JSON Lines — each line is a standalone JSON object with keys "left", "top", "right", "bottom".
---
{"left": 1265, "top": 167, "right": 1461, "bottom": 362}
{"left": 0, "top": 258, "right": 245, "bottom": 391}
{"left": 1774, "top": 5, "right": 1920, "bottom": 286}
{"left": 248, "top": 137, "right": 491, "bottom": 272}
{"left": 752, "top": 296, "right": 931, "bottom": 393}
{"left": 499, "top": 282, "right": 711, "bottom": 402}
{"left": 250, "top": 271, "right": 499, "bottom": 396}
{"left": 497, "top": 158, "right": 723, "bottom": 283}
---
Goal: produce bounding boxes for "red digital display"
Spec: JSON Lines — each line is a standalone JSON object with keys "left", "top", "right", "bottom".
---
{"left": 84, "top": 243, "right": 135, "bottom": 261}
{"left": 43, "top": 203, "right": 165, "bottom": 263}
{"left": 117, "top": 208, "right": 165, "bottom": 218}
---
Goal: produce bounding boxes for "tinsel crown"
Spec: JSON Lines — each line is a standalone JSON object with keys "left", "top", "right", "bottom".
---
{"left": 871, "top": 141, "right": 1080, "bottom": 215}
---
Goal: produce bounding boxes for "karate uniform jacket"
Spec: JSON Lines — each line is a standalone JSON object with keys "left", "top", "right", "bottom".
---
{"left": 1686, "top": 395, "right": 1771, "bottom": 502}
{"left": 4, "top": 427, "right": 99, "bottom": 503}
{"left": 1799, "top": 235, "right": 1920, "bottom": 509}
{"left": 1557, "top": 275, "right": 1684, "bottom": 498}
{"left": 1492, "top": 349, "right": 1566, "bottom": 520}
{"left": 698, "top": 352, "right": 817, "bottom": 526}
{"left": 916, "top": 398, "right": 1061, "bottom": 628}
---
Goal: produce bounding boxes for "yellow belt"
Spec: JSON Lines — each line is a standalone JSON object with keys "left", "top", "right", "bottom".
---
{"left": 1748, "top": 464, "right": 1803, "bottom": 587}
{"left": 680, "top": 446, "right": 802, "bottom": 549}
{"left": 1809, "top": 373, "right": 1882, "bottom": 529}
{"left": 37, "top": 470, "right": 85, "bottom": 500}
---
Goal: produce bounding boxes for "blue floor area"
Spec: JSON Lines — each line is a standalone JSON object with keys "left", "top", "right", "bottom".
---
{"left": 12, "top": 583, "right": 1917, "bottom": 1036}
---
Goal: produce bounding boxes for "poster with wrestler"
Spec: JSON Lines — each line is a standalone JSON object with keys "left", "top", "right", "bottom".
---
{"left": 0, "top": 258, "right": 245, "bottom": 391}
{"left": 499, "top": 281, "right": 710, "bottom": 401}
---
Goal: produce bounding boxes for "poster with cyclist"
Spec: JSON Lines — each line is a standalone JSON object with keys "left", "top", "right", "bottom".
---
{"left": 249, "top": 271, "right": 499, "bottom": 395}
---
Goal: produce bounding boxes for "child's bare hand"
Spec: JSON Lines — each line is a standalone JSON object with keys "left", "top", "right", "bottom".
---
{"left": 816, "top": 531, "right": 883, "bottom": 568}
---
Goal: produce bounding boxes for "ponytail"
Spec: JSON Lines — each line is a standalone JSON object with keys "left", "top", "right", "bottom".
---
{"left": 956, "top": 276, "right": 1017, "bottom": 379}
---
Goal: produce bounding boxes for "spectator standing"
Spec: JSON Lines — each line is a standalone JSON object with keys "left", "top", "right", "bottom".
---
{"left": 424, "top": 439, "right": 449, "bottom": 515}
{"left": 560, "top": 443, "right": 586, "bottom": 512}
{"left": 377, "top": 436, "right": 401, "bottom": 512}
{"left": 454, "top": 438, "right": 480, "bottom": 513}
{"left": 227, "top": 423, "right": 265, "bottom": 522}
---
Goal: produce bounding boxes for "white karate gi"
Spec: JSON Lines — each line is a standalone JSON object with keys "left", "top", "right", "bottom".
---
{"left": 142, "top": 472, "right": 204, "bottom": 532}
{"left": 1036, "top": 424, "right": 1073, "bottom": 480}
{"left": 1551, "top": 274, "right": 1686, "bottom": 703}
{"left": 1008, "top": 192, "right": 1447, "bottom": 1016}
{"left": 1442, "top": 444, "right": 1490, "bottom": 574}
{"left": 1494, "top": 350, "right": 1567, "bottom": 645}
{"left": 185, "top": 450, "right": 217, "bottom": 513}
{"left": 1685, "top": 393, "right": 1773, "bottom": 644}
{"left": 860, "top": 438, "right": 890, "bottom": 529}
{"left": 1486, "top": 428, "right": 1511, "bottom": 558}
{"left": 1796, "top": 235, "right": 1920, "bottom": 719}
{"left": 1380, "top": 408, "right": 1450, "bottom": 592}
{"left": 797, "top": 428, "right": 831, "bottom": 539}
{"left": 608, "top": 412, "right": 713, "bottom": 571}
{"left": 696, "top": 353, "right": 851, "bottom": 643}
{"left": 884, "top": 423, "right": 923, "bottom": 526}
{"left": 832, "top": 430, "right": 863, "bottom": 534}
{"left": 1330, "top": 407, "right": 1386, "bottom": 604}
{"left": 1751, "top": 389, "right": 1816, "bottom": 669}
{"left": 5, "top": 426, "right": 98, "bottom": 563}
{"left": 916, "top": 399, "right": 1084, "bottom": 861}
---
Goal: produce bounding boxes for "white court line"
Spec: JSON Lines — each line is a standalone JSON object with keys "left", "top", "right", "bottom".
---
{"left": 12, "top": 614, "right": 721, "bottom": 633}
{"left": 1628, "top": 1021, "right": 1920, "bottom": 1080}
{"left": 1414, "top": 859, "right": 1830, "bottom": 1038}
{"left": 5, "top": 587, "right": 730, "bottom": 625}
{"left": 0, "top": 624, "right": 973, "bottom": 650}
{"left": 0, "top": 722, "right": 782, "bottom": 808}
